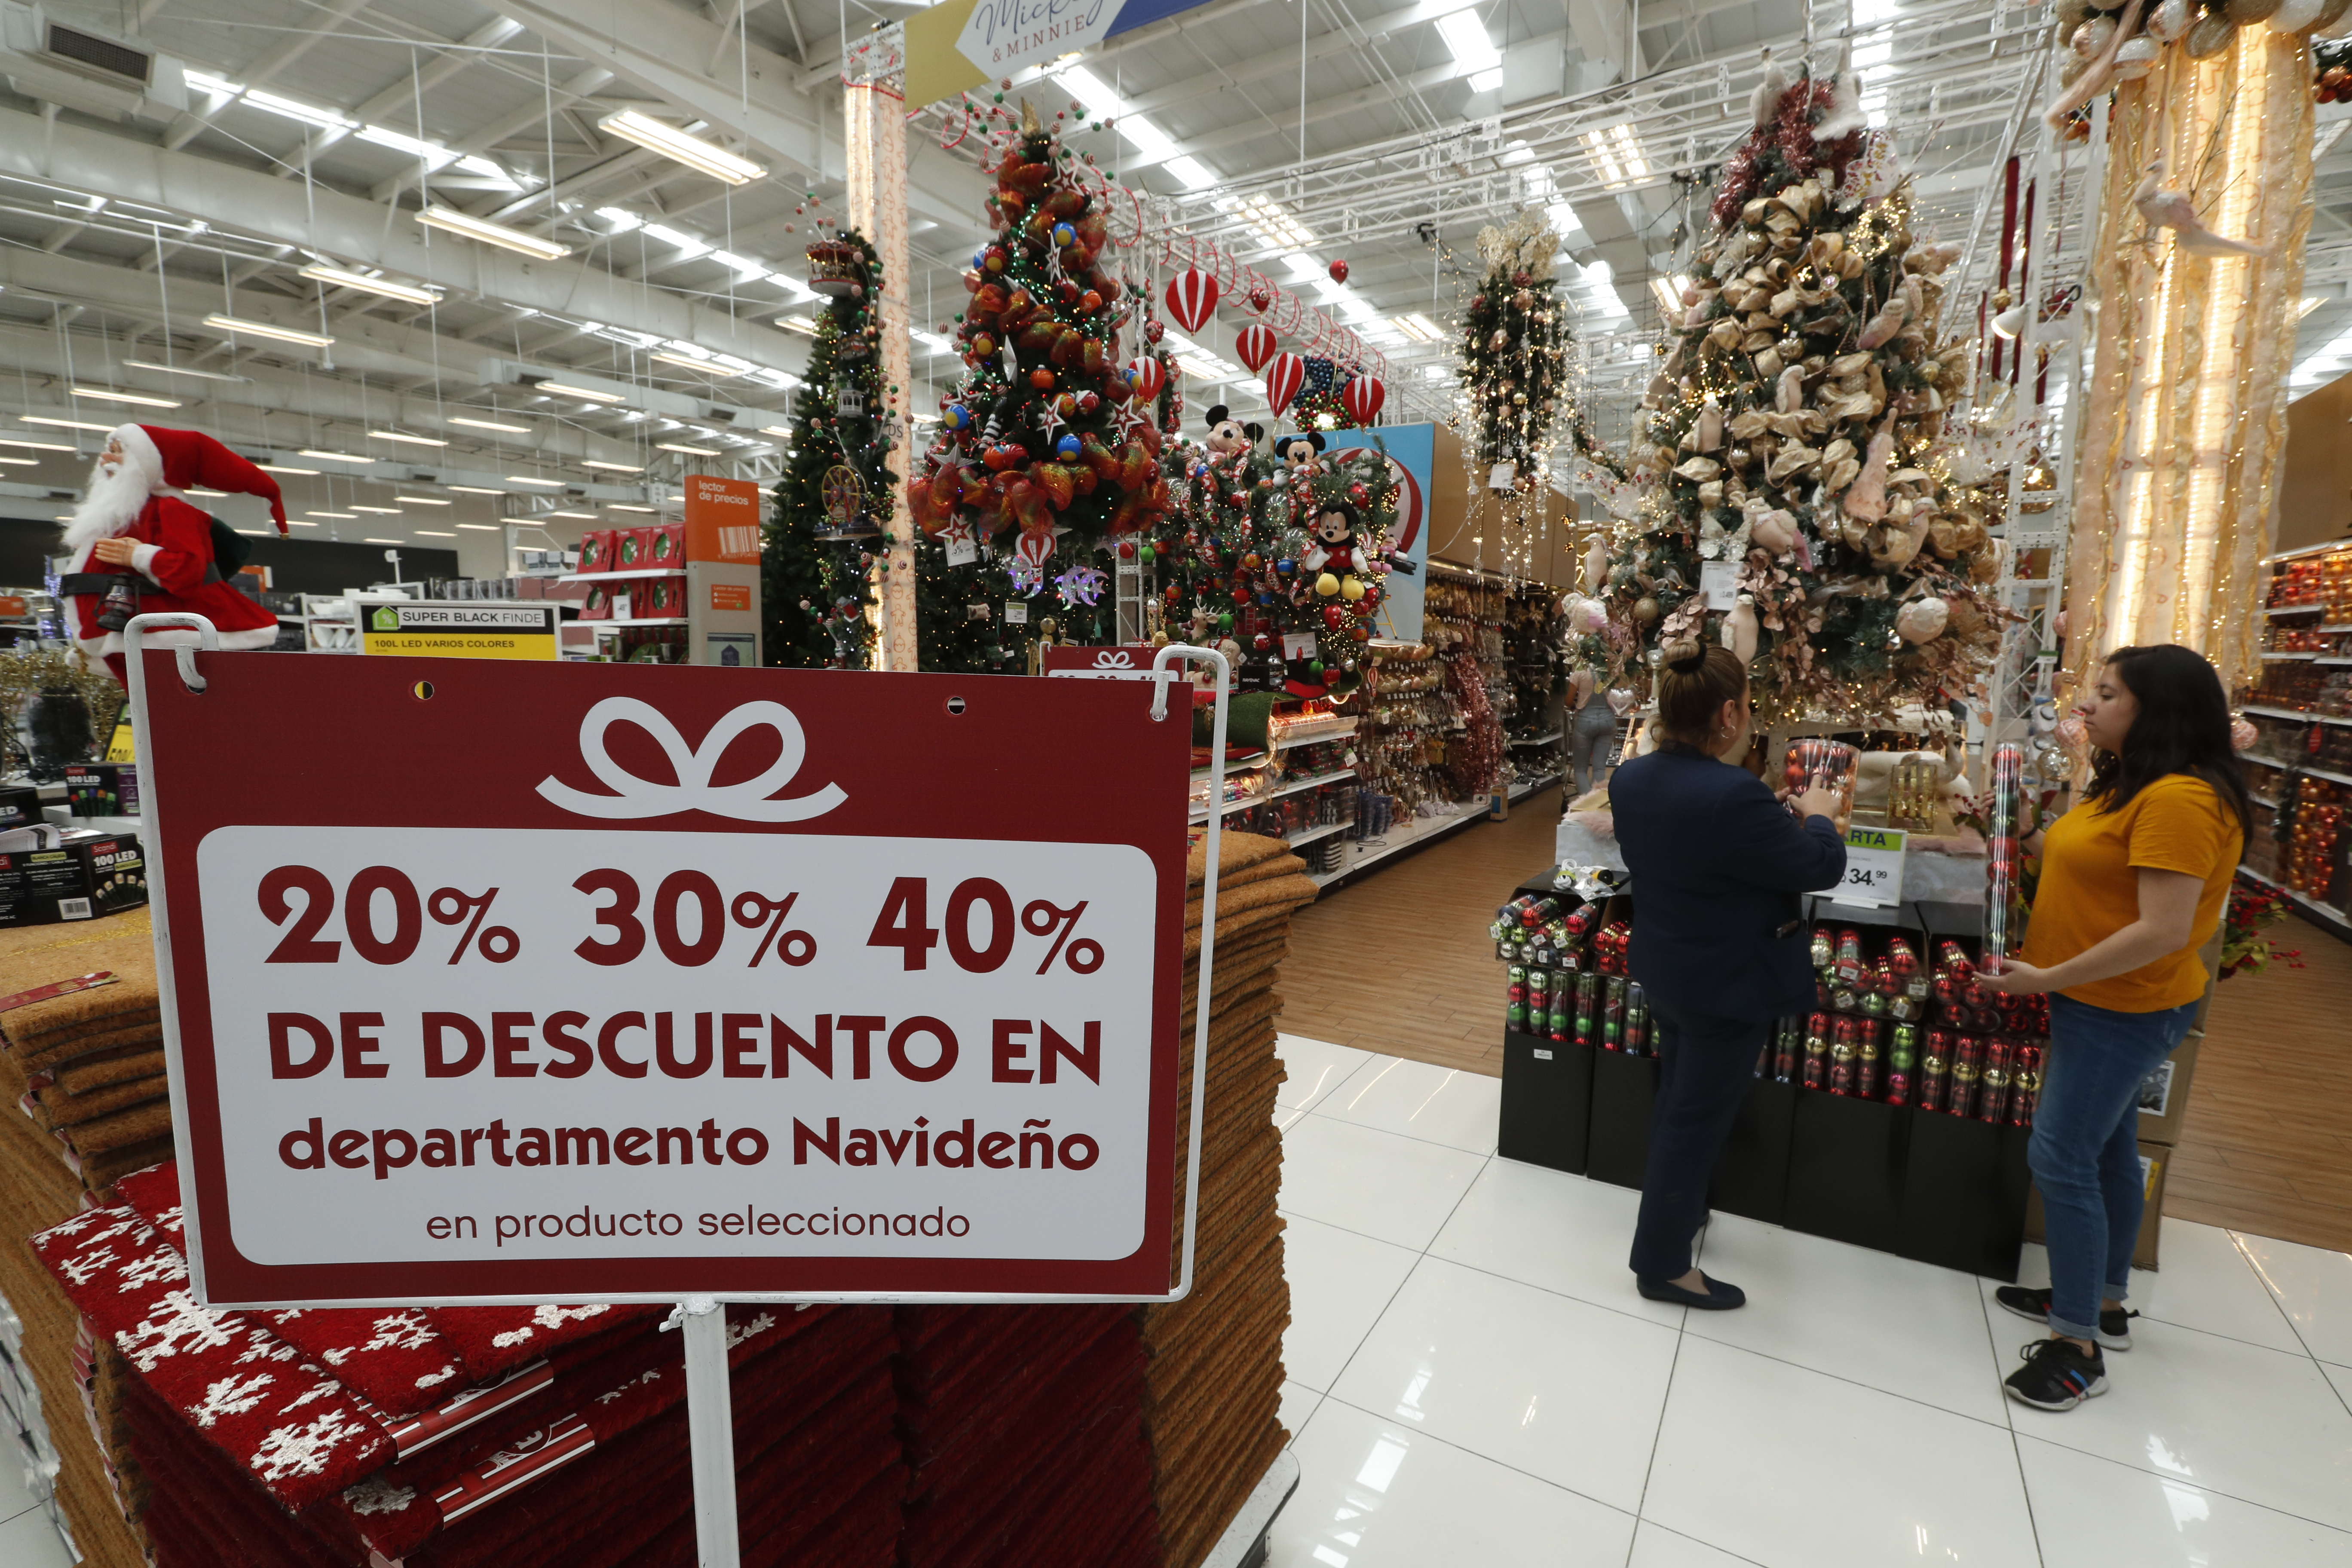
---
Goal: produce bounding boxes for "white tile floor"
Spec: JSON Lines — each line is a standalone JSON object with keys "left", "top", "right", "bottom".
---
{"left": 6, "top": 1035, "right": 2345, "bottom": 1568}
{"left": 1268, "top": 1034, "right": 2352, "bottom": 1568}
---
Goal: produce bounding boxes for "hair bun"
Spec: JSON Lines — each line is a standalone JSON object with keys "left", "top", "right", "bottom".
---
{"left": 1660, "top": 638, "right": 1706, "bottom": 674}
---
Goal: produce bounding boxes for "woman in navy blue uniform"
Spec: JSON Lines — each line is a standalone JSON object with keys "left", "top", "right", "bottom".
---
{"left": 1608, "top": 640, "right": 1848, "bottom": 1308}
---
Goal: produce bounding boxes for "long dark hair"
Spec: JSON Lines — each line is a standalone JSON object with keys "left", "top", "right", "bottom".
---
{"left": 2081, "top": 644, "right": 2253, "bottom": 843}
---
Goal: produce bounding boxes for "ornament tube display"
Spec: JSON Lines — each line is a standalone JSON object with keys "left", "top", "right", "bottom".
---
{"left": 1984, "top": 743, "right": 2026, "bottom": 964}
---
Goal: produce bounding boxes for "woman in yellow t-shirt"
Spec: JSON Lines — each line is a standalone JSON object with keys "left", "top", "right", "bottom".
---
{"left": 1979, "top": 646, "right": 2251, "bottom": 1413}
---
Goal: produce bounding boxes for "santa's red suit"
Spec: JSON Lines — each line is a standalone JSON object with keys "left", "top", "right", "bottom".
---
{"left": 61, "top": 424, "right": 288, "bottom": 682}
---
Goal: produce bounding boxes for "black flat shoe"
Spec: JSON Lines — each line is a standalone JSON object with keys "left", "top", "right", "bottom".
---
{"left": 1636, "top": 1272, "right": 1746, "bottom": 1310}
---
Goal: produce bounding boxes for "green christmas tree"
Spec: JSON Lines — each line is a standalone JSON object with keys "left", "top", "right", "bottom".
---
{"left": 764, "top": 229, "right": 892, "bottom": 669}
{"left": 1587, "top": 59, "right": 2001, "bottom": 722}
{"left": 909, "top": 100, "right": 1167, "bottom": 622}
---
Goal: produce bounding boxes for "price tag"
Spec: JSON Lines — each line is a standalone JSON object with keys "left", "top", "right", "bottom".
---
{"left": 1830, "top": 824, "right": 1908, "bottom": 908}
{"left": 945, "top": 536, "right": 978, "bottom": 567}
{"left": 1699, "top": 560, "right": 1739, "bottom": 611}
{"left": 1004, "top": 601, "right": 1029, "bottom": 624}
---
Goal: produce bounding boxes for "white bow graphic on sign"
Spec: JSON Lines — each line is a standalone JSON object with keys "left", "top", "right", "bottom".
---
{"left": 535, "top": 698, "right": 848, "bottom": 822}
{"left": 1092, "top": 650, "right": 1136, "bottom": 670}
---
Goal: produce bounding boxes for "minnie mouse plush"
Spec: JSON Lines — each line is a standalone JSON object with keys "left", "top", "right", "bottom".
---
{"left": 1202, "top": 404, "right": 1262, "bottom": 456}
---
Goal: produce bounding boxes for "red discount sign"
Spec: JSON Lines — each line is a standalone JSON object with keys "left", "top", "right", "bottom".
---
{"left": 132, "top": 649, "right": 1191, "bottom": 1306}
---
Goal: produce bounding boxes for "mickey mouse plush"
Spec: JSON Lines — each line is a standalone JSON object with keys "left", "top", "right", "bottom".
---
{"left": 1300, "top": 498, "right": 1363, "bottom": 577}
{"left": 1276, "top": 430, "right": 1323, "bottom": 469}
{"left": 1202, "top": 404, "right": 1262, "bottom": 456}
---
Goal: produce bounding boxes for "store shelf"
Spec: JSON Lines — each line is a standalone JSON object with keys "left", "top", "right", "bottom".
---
{"left": 2264, "top": 604, "right": 2328, "bottom": 616}
{"left": 2251, "top": 793, "right": 2278, "bottom": 809}
{"left": 2263, "top": 651, "right": 2316, "bottom": 661}
{"left": 2237, "top": 865, "right": 2352, "bottom": 943}
{"left": 1309, "top": 800, "right": 1488, "bottom": 890}
{"left": 1283, "top": 821, "right": 1352, "bottom": 848}
{"left": 1269, "top": 720, "right": 1357, "bottom": 750}
{"left": 2320, "top": 658, "right": 2352, "bottom": 667}
{"left": 1508, "top": 772, "right": 1563, "bottom": 803}
{"left": 557, "top": 568, "right": 686, "bottom": 582}
{"left": 1508, "top": 731, "right": 1563, "bottom": 748}
{"left": 1189, "top": 767, "right": 1357, "bottom": 823}
{"left": 2242, "top": 704, "right": 2352, "bottom": 729}
{"left": 585, "top": 616, "right": 690, "bottom": 627}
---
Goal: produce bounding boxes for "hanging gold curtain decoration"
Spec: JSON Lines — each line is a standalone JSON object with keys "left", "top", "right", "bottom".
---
{"left": 2065, "top": 28, "right": 2313, "bottom": 698}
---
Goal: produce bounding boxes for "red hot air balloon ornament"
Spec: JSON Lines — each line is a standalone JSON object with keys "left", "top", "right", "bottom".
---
{"left": 1164, "top": 268, "right": 1219, "bottom": 333}
{"left": 1328, "top": 258, "right": 1349, "bottom": 284}
{"left": 1234, "top": 323, "right": 1278, "bottom": 374}
{"left": 1341, "top": 374, "right": 1386, "bottom": 424}
{"left": 1263, "top": 352, "right": 1305, "bottom": 415}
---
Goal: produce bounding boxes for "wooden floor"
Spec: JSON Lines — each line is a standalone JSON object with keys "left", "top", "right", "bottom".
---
{"left": 2168, "top": 917, "right": 2352, "bottom": 1252}
{"left": 1280, "top": 786, "right": 1562, "bottom": 1076}
{"left": 1283, "top": 788, "right": 2352, "bottom": 1253}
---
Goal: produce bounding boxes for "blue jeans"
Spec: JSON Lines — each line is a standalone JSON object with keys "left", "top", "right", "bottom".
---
{"left": 1570, "top": 704, "right": 1617, "bottom": 796}
{"left": 2029, "top": 993, "right": 2197, "bottom": 1341}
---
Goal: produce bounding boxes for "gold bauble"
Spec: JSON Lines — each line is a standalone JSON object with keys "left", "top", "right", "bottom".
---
{"left": 1634, "top": 595, "right": 1661, "bottom": 625}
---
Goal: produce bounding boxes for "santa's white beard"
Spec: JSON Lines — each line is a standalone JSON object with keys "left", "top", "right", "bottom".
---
{"left": 61, "top": 459, "right": 154, "bottom": 554}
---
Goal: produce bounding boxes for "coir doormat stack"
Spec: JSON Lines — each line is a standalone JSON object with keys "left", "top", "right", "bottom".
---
{"left": 30, "top": 1161, "right": 905, "bottom": 1568}
{"left": 893, "top": 1302, "right": 1160, "bottom": 1568}
{"left": 0, "top": 908, "right": 176, "bottom": 1568}
{"left": 1143, "top": 831, "right": 1311, "bottom": 1568}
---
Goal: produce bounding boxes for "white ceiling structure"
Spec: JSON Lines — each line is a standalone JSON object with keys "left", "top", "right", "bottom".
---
{"left": 0, "top": 0, "right": 2340, "bottom": 554}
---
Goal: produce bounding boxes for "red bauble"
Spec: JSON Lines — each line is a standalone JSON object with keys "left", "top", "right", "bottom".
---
{"left": 1252, "top": 633, "right": 1271, "bottom": 652}
{"left": 1116, "top": 539, "right": 1136, "bottom": 557}
{"left": 1144, "top": 319, "right": 1166, "bottom": 343}
{"left": 1349, "top": 482, "right": 1370, "bottom": 504}
{"left": 1322, "top": 604, "right": 1346, "bottom": 631}
{"left": 1231, "top": 587, "right": 1251, "bottom": 605}
{"left": 1029, "top": 367, "right": 1056, "bottom": 389}
{"left": 1075, "top": 390, "right": 1101, "bottom": 414}
{"left": 1328, "top": 258, "right": 1349, "bottom": 284}
{"left": 1080, "top": 290, "right": 1102, "bottom": 312}
{"left": 1246, "top": 282, "right": 1273, "bottom": 313}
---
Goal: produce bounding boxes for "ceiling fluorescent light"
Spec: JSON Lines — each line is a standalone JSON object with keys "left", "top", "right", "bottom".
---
{"left": 299, "top": 449, "right": 374, "bottom": 464}
{"left": 416, "top": 206, "right": 573, "bottom": 260}
{"left": 533, "top": 381, "right": 626, "bottom": 404}
{"left": 1437, "top": 11, "right": 1502, "bottom": 72}
{"left": 308, "top": 511, "right": 357, "bottom": 520}
{"left": 22, "top": 416, "right": 114, "bottom": 432}
{"left": 598, "top": 111, "right": 766, "bottom": 185}
{"left": 775, "top": 314, "right": 819, "bottom": 335}
{"left": 447, "top": 415, "right": 530, "bottom": 433}
{"left": 257, "top": 463, "right": 320, "bottom": 475}
{"left": 1163, "top": 156, "right": 1221, "bottom": 191}
{"left": 651, "top": 351, "right": 739, "bottom": 376}
{"left": 349, "top": 505, "right": 402, "bottom": 514}
{"left": 505, "top": 475, "right": 567, "bottom": 487}
{"left": 542, "top": 510, "right": 601, "bottom": 520}
{"left": 183, "top": 487, "right": 229, "bottom": 496}
{"left": 582, "top": 459, "right": 644, "bottom": 472}
{"left": 287, "top": 520, "right": 320, "bottom": 527}
{"left": 299, "top": 263, "right": 442, "bottom": 306}
{"left": 398, "top": 496, "right": 451, "bottom": 505}
{"left": 413, "top": 530, "right": 457, "bottom": 536}
{"left": 122, "top": 360, "right": 247, "bottom": 383}
{"left": 456, "top": 522, "right": 501, "bottom": 529}
{"left": 759, "top": 425, "right": 795, "bottom": 438}
{"left": 369, "top": 430, "right": 447, "bottom": 447}
{"left": 658, "top": 442, "right": 721, "bottom": 456}
{"left": 203, "top": 314, "right": 334, "bottom": 348}
{"left": 447, "top": 484, "right": 506, "bottom": 494}
{"left": 608, "top": 503, "right": 658, "bottom": 513}
{"left": 0, "top": 436, "right": 76, "bottom": 451}
{"left": 72, "top": 387, "right": 181, "bottom": 408}
{"left": 363, "top": 538, "right": 404, "bottom": 545}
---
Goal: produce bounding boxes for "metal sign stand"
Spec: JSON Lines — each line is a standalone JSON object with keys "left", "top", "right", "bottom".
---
{"left": 126, "top": 616, "right": 1236, "bottom": 1568}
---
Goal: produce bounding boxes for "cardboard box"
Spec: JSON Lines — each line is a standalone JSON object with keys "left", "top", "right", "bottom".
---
{"left": 1709, "top": 1076, "right": 1798, "bottom": 1227}
{"left": 1585, "top": 1047, "right": 1660, "bottom": 1189}
{"left": 580, "top": 583, "right": 613, "bottom": 622}
{"left": 647, "top": 522, "right": 686, "bottom": 570}
{"left": 643, "top": 576, "right": 686, "bottom": 620}
{"left": 0, "top": 785, "right": 41, "bottom": 829}
{"left": 578, "top": 529, "right": 616, "bottom": 575}
{"left": 2188, "top": 931, "right": 2223, "bottom": 1034}
{"left": 614, "top": 526, "right": 656, "bottom": 571}
{"left": 2136, "top": 1031, "right": 2201, "bottom": 1147}
{"left": 1498, "top": 1031, "right": 1592, "bottom": 1175}
{"left": 64, "top": 762, "right": 138, "bottom": 818}
{"left": 0, "top": 833, "right": 145, "bottom": 928}
{"left": 2021, "top": 1139, "right": 2168, "bottom": 1270}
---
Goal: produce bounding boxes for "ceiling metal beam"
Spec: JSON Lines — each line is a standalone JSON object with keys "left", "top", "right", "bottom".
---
{"left": 158, "top": 0, "right": 376, "bottom": 151}
{"left": 0, "top": 104, "right": 807, "bottom": 374}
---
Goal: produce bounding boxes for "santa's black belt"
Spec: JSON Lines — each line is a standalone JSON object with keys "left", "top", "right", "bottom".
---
{"left": 58, "top": 566, "right": 224, "bottom": 595}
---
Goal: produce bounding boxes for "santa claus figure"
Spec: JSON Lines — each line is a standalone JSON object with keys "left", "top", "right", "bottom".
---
{"left": 59, "top": 424, "right": 287, "bottom": 683}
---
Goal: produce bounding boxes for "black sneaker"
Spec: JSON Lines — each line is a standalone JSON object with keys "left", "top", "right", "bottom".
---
{"left": 2003, "top": 1337, "right": 2107, "bottom": 1412}
{"left": 1994, "top": 1286, "right": 2137, "bottom": 1351}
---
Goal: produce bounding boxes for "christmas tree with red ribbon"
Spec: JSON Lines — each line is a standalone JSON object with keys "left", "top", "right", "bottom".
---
{"left": 910, "top": 101, "right": 1167, "bottom": 621}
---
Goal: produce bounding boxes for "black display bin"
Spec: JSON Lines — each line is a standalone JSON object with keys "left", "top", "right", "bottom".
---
{"left": 1709, "top": 1075, "right": 1797, "bottom": 1225}
{"left": 1498, "top": 1031, "right": 1593, "bottom": 1174}
{"left": 1783, "top": 1088, "right": 1912, "bottom": 1253}
{"left": 1585, "top": 1046, "right": 1660, "bottom": 1188}
{"left": 1898, "top": 1111, "right": 2033, "bottom": 1280}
